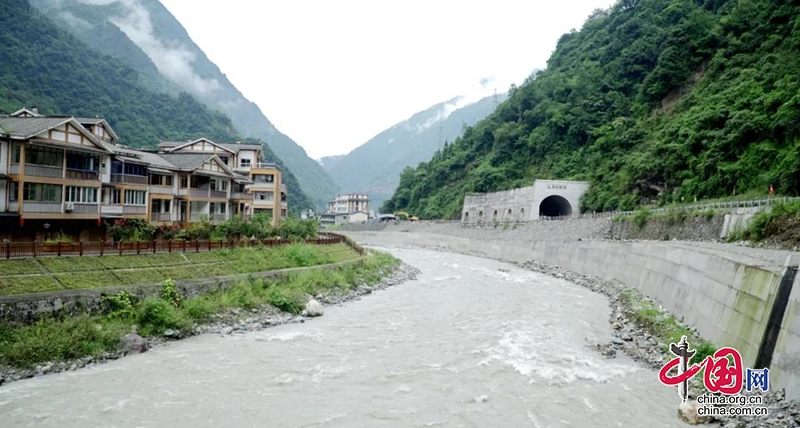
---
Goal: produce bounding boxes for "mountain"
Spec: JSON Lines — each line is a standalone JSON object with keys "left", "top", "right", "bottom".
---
{"left": 324, "top": 93, "right": 506, "bottom": 208}
{"left": 319, "top": 155, "right": 345, "bottom": 171}
{"left": 383, "top": 0, "right": 800, "bottom": 219}
{"left": 33, "top": 0, "right": 340, "bottom": 209}
{"left": 0, "top": 0, "right": 315, "bottom": 213}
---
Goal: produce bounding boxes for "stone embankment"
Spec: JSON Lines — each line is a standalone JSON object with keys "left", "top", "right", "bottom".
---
{"left": 0, "top": 262, "right": 420, "bottom": 386}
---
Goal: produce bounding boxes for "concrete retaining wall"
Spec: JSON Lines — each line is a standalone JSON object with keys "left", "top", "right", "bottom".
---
{"left": 462, "top": 186, "right": 536, "bottom": 224}
{"left": 342, "top": 231, "right": 800, "bottom": 399}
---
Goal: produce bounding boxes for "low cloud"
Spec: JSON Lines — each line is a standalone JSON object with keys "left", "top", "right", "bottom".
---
{"left": 59, "top": 11, "right": 92, "bottom": 29}
{"left": 412, "top": 77, "right": 500, "bottom": 134}
{"left": 76, "top": 0, "right": 221, "bottom": 96}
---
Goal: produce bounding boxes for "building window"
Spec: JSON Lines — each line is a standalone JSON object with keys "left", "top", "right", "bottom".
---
{"left": 240, "top": 159, "right": 251, "bottom": 168}
{"left": 112, "top": 162, "right": 147, "bottom": 176}
{"left": 106, "top": 188, "right": 121, "bottom": 205}
{"left": 66, "top": 152, "right": 99, "bottom": 172}
{"left": 150, "top": 174, "right": 173, "bottom": 186}
{"left": 8, "top": 182, "right": 18, "bottom": 201}
{"left": 25, "top": 146, "right": 63, "bottom": 167}
{"left": 253, "top": 174, "right": 274, "bottom": 183}
{"left": 23, "top": 183, "right": 61, "bottom": 202}
{"left": 255, "top": 191, "right": 274, "bottom": 201}
{"left": 219, "top": 156, "right": 229, "bottom": 165}
{"left": 124, "top": 189, "right": 146, "bottom": 205}
{"left": 11, "top": 143, "right": 21, "bottom": 164}
{"left": 180, "top": 175, "right": 189, "bottom": 188}
{"left": 221, "top": 181, "right": 228, "bottom": 191}
{"left": 66, "top": 186, "right": 98, "bottom": 203}
{"left": 220, "top": 204, "right": 226, "bottom": 214}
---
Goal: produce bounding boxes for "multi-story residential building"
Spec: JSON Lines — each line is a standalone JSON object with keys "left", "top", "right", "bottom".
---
{"left": 327, "top": 193, "right": 369, "bottom": 214}
{"left": 0, "top": 108, "right": 288, "bottom": 241}
{"left": 158, "top": 139, "right": 286, "bottom": 226}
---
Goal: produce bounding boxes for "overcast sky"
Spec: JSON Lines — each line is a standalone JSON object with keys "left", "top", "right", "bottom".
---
{"left": 159, "top": 0, "right": 616, "bottom": 160}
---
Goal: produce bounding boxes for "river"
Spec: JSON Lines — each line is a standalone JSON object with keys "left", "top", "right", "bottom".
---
{"left": 0, "top": 246, "right": 682, "bottom": 427}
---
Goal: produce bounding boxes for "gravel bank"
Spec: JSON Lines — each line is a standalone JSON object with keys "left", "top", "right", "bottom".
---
{"left": 0, "top": 262, "right": 420, "bottom": 387}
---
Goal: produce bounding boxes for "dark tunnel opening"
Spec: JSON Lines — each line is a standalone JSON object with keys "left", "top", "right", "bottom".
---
{"left": 539, "top": 195, "right": 573, "bottom": 217}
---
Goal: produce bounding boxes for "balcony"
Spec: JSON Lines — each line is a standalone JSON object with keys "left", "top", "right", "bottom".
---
{"left": 12, "top": 164, "right": 63, "bottom": 178}
{"left": 253, "top": 198, "right": 274, "bottom": 206}
{"left": 210, "top": 190, "right": 227, "bottom": 199}
{"left": 22, "top": 202, "right": 62, "bottom": 213}
{"left": 250, "top": 181, "right": 275, "bottom": 189}
{"left": 253, "top": 163, "right": 278, "bottom": 169}
{"left": 281, "top": 201, "right": 288, "bottom": 208}
{"left": 149, "top": 186, "right": 174, "bottom": 195}
{"left": 230, "top": 192, "right": 253, "bottom": 200}
{"left": 66, "top": 169, "right": 99, "bottom": 181}
{"left": 211, "top": 213, "right": 227, "bottom": 223}
{"left": 101, "top": 205, "right": 122, "bottom": 216}
{"left": 190, "top": 188, "right": 208, "bottom": 198}
{"left": 111, "top": 174, "right": 148, "bottom": 185}
{"left": 66, "top": 203, "right": 99, "bottom": 214}
{"left": 150, "top": 212, "right": 172, "bottom": 222}
{"left": 100, "top": 205, "right": 147, "bottom": 216}
{"left": 124, "top": 205, "right": 146, "bottom": 215}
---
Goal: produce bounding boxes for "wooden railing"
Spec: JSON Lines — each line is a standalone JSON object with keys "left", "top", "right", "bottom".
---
{"left": 0, "top": 234, "right": 347, "bottom": 259}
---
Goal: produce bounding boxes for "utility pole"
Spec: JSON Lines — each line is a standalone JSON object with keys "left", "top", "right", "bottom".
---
{"left": 438, "top": 118, "right": 445, "bottom": 151}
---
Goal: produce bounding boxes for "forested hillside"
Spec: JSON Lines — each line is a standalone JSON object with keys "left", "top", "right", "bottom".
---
{"left": 0, "top": 0, "right": 314, "bottom": 212}
{"left": 383, "top": 0, "right": 800, "bottom": 219}
{"left": 34, "top": 0, "right": 340, "bottom": 209}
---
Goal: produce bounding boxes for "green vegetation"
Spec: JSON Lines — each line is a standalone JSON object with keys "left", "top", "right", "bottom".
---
{"left": 0, "top": 0, "right": 316, "bottom": 213}
{"left": 383, "top": 0, "right": 800, "bottom": 219}
{"left": 0, "top": 251, "right": 399, "bottom": 368}
{"left": 0, "top": 243, "right": 360, "bottom": 296}
{"left": 620, "top": 288, "right": 716, "bottom": 366}
{"left": 726, "top": 201, "right": 800, "bottom": 244}
{"left": 615, "top": 206, "right": 718, "bottom": 226}
{"left": 104, "top": 216, "right": 320, "bottom": 242}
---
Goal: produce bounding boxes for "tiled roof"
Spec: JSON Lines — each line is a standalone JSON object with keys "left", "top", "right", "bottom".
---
{"left": 157, "top": 153, "right": 216, "bottom": 170}
{"left": 159, "top": 139, "right": 262, "bottom": 153}
{"left": 74, "top": 117, "right": 105, "bottom": 125}
{"left": 0, "top": 117, "right": 72, "bottom": 139}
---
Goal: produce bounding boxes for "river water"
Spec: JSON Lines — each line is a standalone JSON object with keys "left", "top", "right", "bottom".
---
{"left": 0, "top": 247, "right": 682, "bottom": 428}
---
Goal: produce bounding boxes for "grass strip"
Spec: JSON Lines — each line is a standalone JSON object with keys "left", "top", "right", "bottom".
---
{"left": 0, "top": 244, "right": 360, "bottom": 296}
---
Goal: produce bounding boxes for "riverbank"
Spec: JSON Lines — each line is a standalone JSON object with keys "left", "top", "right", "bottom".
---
{"left": 0, "top": 250, "right": 420, "bottom": 386}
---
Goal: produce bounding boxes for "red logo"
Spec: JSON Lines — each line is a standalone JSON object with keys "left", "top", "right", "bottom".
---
{"left": 659, "top": 337, "right": 744, "bottom": 397}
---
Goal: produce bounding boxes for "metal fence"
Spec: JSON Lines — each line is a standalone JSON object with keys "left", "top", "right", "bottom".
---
{"left": 0, "top": 234, "right": 349, "bottom": 260}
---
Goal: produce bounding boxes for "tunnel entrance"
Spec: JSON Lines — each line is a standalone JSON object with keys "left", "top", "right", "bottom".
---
{"left": 539, "top": 195, "right": 573, "bottom": 218}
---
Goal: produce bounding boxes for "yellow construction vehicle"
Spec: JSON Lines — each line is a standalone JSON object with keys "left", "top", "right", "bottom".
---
{"left": 394, "top": 211, "right": 419, "bottom": 222}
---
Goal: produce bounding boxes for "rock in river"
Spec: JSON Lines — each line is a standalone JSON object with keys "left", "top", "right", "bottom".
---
{"left": 120, "top": 333, "right": 149, "bottom": 355}
{"left": 303, "top": 299, "right": 325, "bottom": 317}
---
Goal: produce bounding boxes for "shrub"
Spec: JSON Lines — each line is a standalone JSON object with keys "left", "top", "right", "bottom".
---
{"left": 266, "top": 286, "right": 306, "bottom": 314}
{"left": 138, "top": 298, "right": 188, "bottom": 335}
{"left": 633, "top": 209, "right": 651, "bottom": 230}
{"left": 102, "top": 291, "right": 138, "bottom": 319}
{"left": 159, "top": 278, "right": 182, "bottom": 308}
